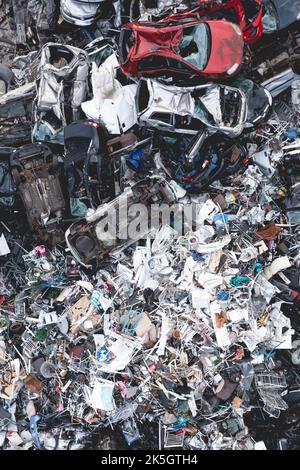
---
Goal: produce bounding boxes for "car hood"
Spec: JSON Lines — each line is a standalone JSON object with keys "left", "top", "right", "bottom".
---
{"left": 130, "top": 25, "right": 182, "bottom": 61}
{"left": 205, "top": 21, "right": 244, "bottom": 75}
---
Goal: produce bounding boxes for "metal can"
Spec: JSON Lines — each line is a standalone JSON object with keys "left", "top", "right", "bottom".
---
{"left": 291, "top": 79, "right": 300, "bottom": 112}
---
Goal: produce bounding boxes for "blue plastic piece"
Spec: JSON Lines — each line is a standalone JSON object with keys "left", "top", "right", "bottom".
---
{"left": 284, "top": 129, "right": 298, "bottom": 140}
{"left": 214, "top": 213, "right": 229, "bottom": 226}
{"left": 40, "top": 275, "right": 65, "bottom": 289}
{"left": 217, "top": 291, "right": 230, "bottom": 301}
{"left": 30, "top": 415, "right": 44, "bottom": 450}
{"left": 121, "top": 306, "right": 143, "bottom": 336}
{"left": 126, "top": 149, "right": 144, "bottom": 172}
{"left": 70, "top": 371, "right": 77, "bottom": 381}
{"left": 97, "top": 346, "right": 110, "bottom": 362}
{"left": 90, "top": 290, "right": 110, "bottom": 314}
{"left": 82, "top": 29, "right": 94, "bottom": 43}
{"left": 254, "top": 261, "right": 263, "bottom": 273}
{"left": 172, "top": 417, "right": 188, "bottom": 430}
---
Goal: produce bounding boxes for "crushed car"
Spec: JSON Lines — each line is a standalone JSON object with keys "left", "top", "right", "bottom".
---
{"left": 10, "top": 142, "right": 66, "bottom": 244}
{"left": 32, "top": 43, "right": 89, "bottom": 145}
{"left": 261, "top": 0, "right": 300, "bottom": 34}
{"left": 60, "top": 0, "right": 117, "bottom": 27}
{"left": 136, "top": 78, "right": 272, "bottom": 136}
{"left": 118, "top": 18, "right": 245, "bottom": 83}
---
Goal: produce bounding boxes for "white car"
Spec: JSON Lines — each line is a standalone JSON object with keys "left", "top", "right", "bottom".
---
{"left": 136, "top": 78, "right": 272, "bottom": 137}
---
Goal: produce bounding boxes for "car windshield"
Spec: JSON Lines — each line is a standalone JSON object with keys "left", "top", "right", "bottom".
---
{"left": 193, "top": 86, "right": 241, "bottom": 128}
{"left": 193, "top": 86, "right": 222, "bottom": 127}
{"left": 262, "top": 0, "right": 278, "bottom": 33}
{"left": 178, "top": 23, "right": 210, "bottom": 71}
{"left": 234, "top": 78, "right": 269, "bottom": 122}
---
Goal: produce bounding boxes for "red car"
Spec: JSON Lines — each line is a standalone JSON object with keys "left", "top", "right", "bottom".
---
{"left": 119, "top": 19, "right": 245, "bottom": 83}
{"left": 162, "top": 0, "right": 264, "bottom": 45}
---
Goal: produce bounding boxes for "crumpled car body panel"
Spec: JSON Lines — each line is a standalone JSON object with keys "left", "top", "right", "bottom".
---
{"left": 64, "top": 119, "right": 115, "bottom": 212}
{"left": 162, "top": 0, "right": 263, "bottom": 45}
{"left": 265, "top": 0, "right": 300, "bottom": 30}
{"left": 0, "top": 82, "right": 35, "bottom": 146}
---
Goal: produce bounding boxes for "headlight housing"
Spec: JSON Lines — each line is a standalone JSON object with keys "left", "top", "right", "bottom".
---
{"left": 227, "top": 63, "right": 239, "bottom": 76}
{"left": 231, "top": 23, "right": 242, "bottom": 36}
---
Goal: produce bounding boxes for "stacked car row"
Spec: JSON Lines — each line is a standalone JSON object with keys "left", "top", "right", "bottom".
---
{"left": 1, "top": 1, "right": 299, "bottom": 264}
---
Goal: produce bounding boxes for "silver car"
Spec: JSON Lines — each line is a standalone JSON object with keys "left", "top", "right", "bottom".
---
{"left": 136, "top": 79, "right": 247, "bottom": 137}
{"left": 136, "top": 78, "right": 272, "bottom": 137}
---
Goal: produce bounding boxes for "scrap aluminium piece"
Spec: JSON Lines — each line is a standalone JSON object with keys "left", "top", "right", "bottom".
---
{"left": 32, "top": 43, "right": 89, "bottom": 144}
{"left": 255, "top": 372, "right": 288, "bottom": 418}
{"left": 65, "top": 176, "right": 181, "bottom": 267}
{"left": 285, "top": 183, "right": 300, "bottom": 225}
{"left": 284, "top": 146, "right": 300, "bottom": 187}
{"left": 10, "top": 143, "right": 66, "bottom": 244}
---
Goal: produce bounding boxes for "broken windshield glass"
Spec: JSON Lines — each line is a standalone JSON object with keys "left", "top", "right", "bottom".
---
{"left": 193, "top": 86, "right": 241, "bottom": 130}
{"left": 262, "top": 0, "right": 279, "bottom": 33}
{"left": 179, "top": 23, "right": 210, "bottom": 71}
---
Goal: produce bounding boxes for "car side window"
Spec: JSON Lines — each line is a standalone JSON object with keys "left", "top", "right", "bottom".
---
{"left": 137, "top": 56, "right": 169, "bottom": 71}
{"left": 167, "top": 58, "right": 195, "bottom": 73}
{"left": 174, "top": 114, "right": 202, "bottom": 130}
{"left": 137, "top": 56, "right": 195, "bottom": 74}
{"left": 149, "top": 112, "right": 172, "bottom": 125}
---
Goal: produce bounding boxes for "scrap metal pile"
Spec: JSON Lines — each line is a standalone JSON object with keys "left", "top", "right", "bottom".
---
{"left": 1, "top": 0, "right": 300, "bottom": 450}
